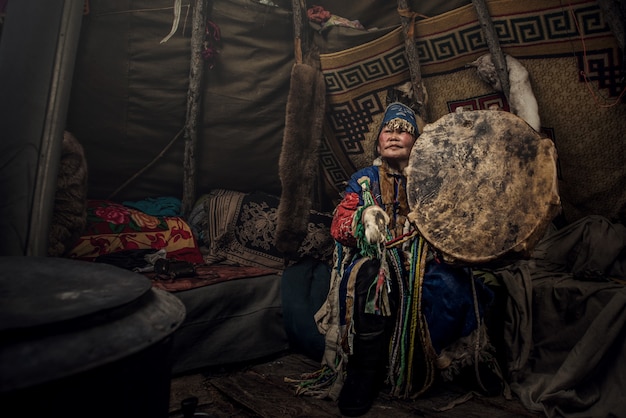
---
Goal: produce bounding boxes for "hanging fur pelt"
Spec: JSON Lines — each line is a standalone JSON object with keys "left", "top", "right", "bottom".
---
{"left": 48, "top": 131, "right": 88, "bottom": 257}
{"left": 275, "top": 63, "right": 326, "bottom": 260}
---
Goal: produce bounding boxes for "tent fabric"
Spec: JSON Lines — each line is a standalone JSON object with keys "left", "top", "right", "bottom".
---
{"left": 493, "top": 215, "right": 626, "bottom": 418}
{"left": 64, "top": 0, "right": 471, "bottom": 202}
{"left": 308, "top": 0, "right": 470, "bottom": 54}
{"left": 0, "top": 0, "right": 84, "bottom": 256}
{"left": 171, "top": 272, "right": 288, "bottom": 374}
{"left": 67, "top": 0, "right": 294, "bottom": 201}
{"left": 316, "top": 0, "right": 626, "bottom": 224}
{"left": 65, "top": 0, "right": 624, "bottom": 225}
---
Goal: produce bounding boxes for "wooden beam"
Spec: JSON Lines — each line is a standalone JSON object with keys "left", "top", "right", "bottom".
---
{"left": 397, "top": 0, "right": 428, "bottom": 120}
{"left": 471, "top": 0, "right": 510, "bottom": 102}
{"left": 291, "top": 0, "right": 310, "bottom": 64}
{"left": 597, "top": 0, "right": 625, "bottom": 51}
{"left": 181, "top": 0, "right": 208, "bottom": 218}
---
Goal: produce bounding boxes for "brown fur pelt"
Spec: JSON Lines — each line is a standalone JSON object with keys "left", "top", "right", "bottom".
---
{"left": 47, "top": 131, "right": 89, "bottom": 257}
{"left": 275, "top": 62, "right": 326, "bottom": 259}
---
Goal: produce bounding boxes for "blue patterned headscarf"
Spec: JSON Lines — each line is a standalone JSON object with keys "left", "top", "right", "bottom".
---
{"left": 380, "top": 102, "right": 418, "bottom": 137}
{"left": 373, "top": 102, "right": 419, "bottom": 159}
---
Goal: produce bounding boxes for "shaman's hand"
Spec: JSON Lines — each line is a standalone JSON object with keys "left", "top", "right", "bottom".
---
{"left": 362, "top": 206, "right": 390, "bottom": 244}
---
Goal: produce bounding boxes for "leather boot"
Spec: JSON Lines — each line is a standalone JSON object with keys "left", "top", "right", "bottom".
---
{"left": 338, "top": 330, "right": 387, "bottom": 416}
{"left": 338, "top": 260, "right": 389, "bottom": 417}
{"left": 456, "top": 357, "right": 504, "bottom": 397}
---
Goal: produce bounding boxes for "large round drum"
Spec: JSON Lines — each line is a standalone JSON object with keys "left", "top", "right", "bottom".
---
{"left": 406, "top": 109, "right": 561, "bottom": 265}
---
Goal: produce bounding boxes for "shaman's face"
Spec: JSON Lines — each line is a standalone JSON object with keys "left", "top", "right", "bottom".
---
{"left": 377, "top": 126, "right": 416, "bottom": 170}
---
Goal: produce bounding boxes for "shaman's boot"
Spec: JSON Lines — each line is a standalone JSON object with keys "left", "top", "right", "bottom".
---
{"left": 338, "top": 329, "right": 387, "bottom": 416}
{"left": 338, "top": 260, "right": 389, "bottom": 417}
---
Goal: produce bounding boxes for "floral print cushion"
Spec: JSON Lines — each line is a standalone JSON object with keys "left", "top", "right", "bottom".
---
{"left": 68, "top": 200, "right": 203, "bottom": 264}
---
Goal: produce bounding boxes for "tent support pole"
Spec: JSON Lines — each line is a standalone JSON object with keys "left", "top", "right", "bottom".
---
{"left": 291, "top": 0, "right": 309, "bottom": 64}
{"left": 597, "top": 0, "right": 625, "bottom": 84}
{"left": 397, "top": 0, "right": 428, "bottom": 121}
{"left": 471, "top": 0, "right": 510, "bottom": 102}
{"left": 597, "top": 0, "right": 625, "bottom": 51}
{"left": 182, "top": 0, "right": 208, "bottom": 218}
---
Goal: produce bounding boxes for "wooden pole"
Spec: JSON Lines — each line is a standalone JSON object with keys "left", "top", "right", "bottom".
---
{"left": 471, "top": 0, "right": 510, "bottom": 102}
{"left": 291, "top": 0, "right": 308, "bottom": 64}
{"left": 397, "top": 0, "right": 427, "bottom": 120}
{"left": 181, "top": 0, "right": 208, "bottom": 218}
{"left": 597, "top": 0, "right": 625, "bottom": 51}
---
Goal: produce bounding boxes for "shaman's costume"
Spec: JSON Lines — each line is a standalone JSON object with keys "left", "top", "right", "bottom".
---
{"left": 299, "top": 157, "right": 499, "bottom": 401}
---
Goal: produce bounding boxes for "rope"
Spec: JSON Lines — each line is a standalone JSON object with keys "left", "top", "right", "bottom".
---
{"left": 470, "top": 271, "right": 489, "bottom": 394}
{"left": 385, "top": 229, "right": 419, "bottom": 249}
{"left": 396, "top": 8, "right": 429, "bottom": 39}
{"left": 90, "top": 5, "right": 190, "bottom": 17}
{"left": 107, "top": 127, "right": 184, "bottom": 200}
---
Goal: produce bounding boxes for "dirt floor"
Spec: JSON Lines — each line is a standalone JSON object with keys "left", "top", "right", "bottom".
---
{"left": 167, "top": 352, "right": 543, "bottom": 418}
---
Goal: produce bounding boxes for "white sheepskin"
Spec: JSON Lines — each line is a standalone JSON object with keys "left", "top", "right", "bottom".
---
{"left": 469, "top": 53, "right": 541, "bottom": 132}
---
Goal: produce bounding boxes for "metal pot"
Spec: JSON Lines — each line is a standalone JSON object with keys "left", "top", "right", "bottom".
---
{"left": 0, "top": 256, "right": 186, "bottom": 418}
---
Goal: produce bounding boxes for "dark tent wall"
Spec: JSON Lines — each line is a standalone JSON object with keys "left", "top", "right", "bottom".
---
{"left": 66, "top": 0, "right": 471, "bottom": 202}
{"left": 0, "top": 0, "right": 84, "bottom": 256}
{"left": 306, "top": 0, "right": 471, "bottom": 54}
{"left": 1, "top": 0, "right": 624, "bottom": 255}
{"left": 67, "top": 0, "right": 294, "bottom": 201}
{"left": 312, "top": 0, "right": 625, "bottom": 224}
{"left": 65, "top": 0, "right": 625, "bottom": 223}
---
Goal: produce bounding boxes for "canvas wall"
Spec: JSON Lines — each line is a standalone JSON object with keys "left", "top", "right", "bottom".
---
{"left": 315, "top": 0, "right": 625, "bottom": 224}
{"left": 67, "top": 0, "right": 294, "bottom": 201}
{"left": 65, "top": 0, "right": 470, "bottom": 202}
{"left": 65, "top": 0, "right": 624, "bottom": 224}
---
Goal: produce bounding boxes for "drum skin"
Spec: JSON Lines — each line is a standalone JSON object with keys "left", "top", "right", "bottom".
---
{"left": 406, "top": 109, "right": 561, "bottom": 265}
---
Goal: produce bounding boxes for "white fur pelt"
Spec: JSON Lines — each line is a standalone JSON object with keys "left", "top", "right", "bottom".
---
{"left": 361, "top": 206, "right": 390, "bottom": 244}
{"left": 468, "top": 53, "right": 541, "bottom": 132}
